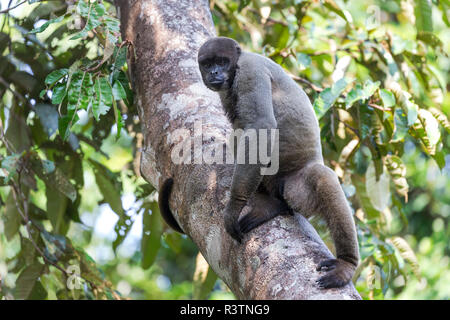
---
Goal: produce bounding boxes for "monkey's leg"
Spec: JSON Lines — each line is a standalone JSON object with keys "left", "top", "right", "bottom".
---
{"left": 283, "top": 163, "right": 360, "bottom": 289}
{"left": 238, "top": 193, "right": 291, "bottom": 234}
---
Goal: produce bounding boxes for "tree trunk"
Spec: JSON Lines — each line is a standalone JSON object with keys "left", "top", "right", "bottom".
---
{"left": 115, "top": 0, "right": 361, "bottom": 300}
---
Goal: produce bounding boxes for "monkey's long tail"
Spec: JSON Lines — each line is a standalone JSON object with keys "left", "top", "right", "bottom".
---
{"left": 158, "top": 178, "right": 185, "bottom": 234}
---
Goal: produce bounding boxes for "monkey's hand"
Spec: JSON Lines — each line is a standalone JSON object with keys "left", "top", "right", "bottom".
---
{"left": 316, "top": 258, "right": 356, "bottom": 289}
{"left": 224, "top": 204, "right": 244, "bottom": 243}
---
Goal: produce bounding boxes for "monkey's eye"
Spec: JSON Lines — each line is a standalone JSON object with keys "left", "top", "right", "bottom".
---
{"left": 202, "top": 60, "right": 213, "bottom": 69}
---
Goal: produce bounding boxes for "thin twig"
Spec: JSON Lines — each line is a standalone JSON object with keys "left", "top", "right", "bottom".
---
{"left": 369, "top": 103, "right": 389, "bottom": 112}
{"left": 290, "top": 74, "right": 324, "bottom": 92}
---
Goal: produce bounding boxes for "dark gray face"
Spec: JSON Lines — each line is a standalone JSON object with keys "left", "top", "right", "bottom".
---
{"left": 198, "top": 55, "right": 232, "bottom": 91}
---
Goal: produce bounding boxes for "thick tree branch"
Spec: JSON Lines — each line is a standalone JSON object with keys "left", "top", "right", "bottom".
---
{"left": 116, "top": 0, "right": 360, "bottom": 300}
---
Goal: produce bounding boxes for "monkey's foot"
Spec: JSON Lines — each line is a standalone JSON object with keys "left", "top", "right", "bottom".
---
{"left": 238, "top": 196, "right": 291, "bottom": 234}
{"left": 238, "top": 213, "right": 267, "bottom": 234}
{"left": 316, "top": 259, "right": 355, "bottom": 289}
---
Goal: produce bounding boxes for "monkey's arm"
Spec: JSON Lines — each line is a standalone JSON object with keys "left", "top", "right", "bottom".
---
{"left": 225, "top": 64, "right": 277, "bottom": 242}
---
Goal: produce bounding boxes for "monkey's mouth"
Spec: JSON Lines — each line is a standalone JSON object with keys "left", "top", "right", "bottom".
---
{"left": 209, "top": 80, "right": 224, "bottom": 90}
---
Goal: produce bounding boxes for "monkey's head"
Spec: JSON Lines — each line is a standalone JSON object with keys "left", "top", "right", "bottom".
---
{"left": 198, "top": 37, "right": 241, "bottom": 92}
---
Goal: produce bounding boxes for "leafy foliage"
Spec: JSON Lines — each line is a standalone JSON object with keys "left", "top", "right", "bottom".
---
{"left": 0, "top": 0, "right": 448, "bottom": 300}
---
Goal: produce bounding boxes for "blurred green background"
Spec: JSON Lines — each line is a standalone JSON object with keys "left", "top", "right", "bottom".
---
{"left": 0, "top": 0, "right": 448, "bottom": 300}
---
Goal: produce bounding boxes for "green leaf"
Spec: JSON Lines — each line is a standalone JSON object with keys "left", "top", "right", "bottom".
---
{"left": 3, "top": 193, "right": 22, "bottom": 241}
{"left": 51, "top": 83, "right": 68, "bottom": 105}
{"left": 440, "top": 0, "right": 450, "bottom": 26}
{"left": 414, "top": 0, "right": 433, "bottom": 32}
{"left": 67, "top": 71, "right": 92, "bottom": 111}
{"left": 345, "top": 84, "right": 364, "bottom": 109}
{"left": 1, "top": 153, "right": 21, "bottom": 182}
{"left": 112, "top": 81, "right": 127, "bottom": 100}
{"left": 76, "top": 248, "right": 105, "bottom": 287}
{"left": 70, "top": 0, "right": 103, "bottom": 40}
{"left": 389, "top": 237, "right": 421, "bottom": 279}
{"left": 379, "top": 89, "right": 395, "bottom": 108}
{"left": 392, "top": 108, "right": 408, "bottom": 142}
{"left": 32, "top": 158, "right": 77, "bottom": 202}
{"left": 389, "top": 83, "right": 418, "bottom": 126}
{"left": 112, "top": 215, "right": 133, "bottom": 252}
{"left": 366, "top": 162, "right": 390, "bottom": 212}
{"left": 141, "top": 202, "right": 163, "bottom": 269}
{"left": 117, "top": 71, "right": 133, "bottom": 107}
{"left": 352, "top": 174, "right": 379, "bottom": 219}
{"left": 58, "top": 109, "right": 79, "bottom": 141}
{"left": 28, "top": 280, "right": 48, "bottom": 300}
{"left": 104, "top": 16, "right": 120, "bottom": 34}
{"left": 314, "top": 78, "right": 348, "bottom": 119}
{"left": 29, "top": 15, "right": 65, "bottom": 34}
{"left": 193, "top": 252, "right": 217, "bottom": 300}
{"left": 429, "top": 107, "right": 450, "bottom": 134}
{"left": 296, "top": 53, "right": 312, "bottom": 69}
{"left": 345, "top": 80, "right": 380, "bottom": 109}
{"left": 14, "top": 262, "right": 46, "bottom": 300}
{"left": 0, "top": 32, "right": 10, "bottom": 54}
{"left": 324, "top": 0, "right": 349, "bottom": 22}
{"left": 92, "top": 77, "right": 113, "bottom": 120}
{"left": 111, "top": 46, "right": 128, "bottom": 82}
{"left": 417, "top": 31, "right": 443, "bottom": 48}
{"left": 432, "top": 150, "right": 446, "bottom": 170}
{"left": 384, "top": 155, "right": 409, "bottom": 201}
{"left": 5, "top": 106, "right": 31, "bottom": 153}
{"left": 413, "top": 109, "right": 441, "bottom": 155}
{"left": 112, "top": 99, "right": 124, "bottom": 139}
{"left": 44, "top": 68, "right": 68, "bottom": 86}
{"left": 46, "top": 185, "right": 69, "bottom": 235}
{"left": 89, "top": 159, "right": 124, "bottom": 216}
{"left": 163, "top": 233, "right": 182, "bottom": 254}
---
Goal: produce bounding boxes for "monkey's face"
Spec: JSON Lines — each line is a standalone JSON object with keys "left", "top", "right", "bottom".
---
{"left": 198, "top": 56, "right": 232, "bottom": 92}
{"left": 198, "top": 37, "right": 241, "bottom": 92}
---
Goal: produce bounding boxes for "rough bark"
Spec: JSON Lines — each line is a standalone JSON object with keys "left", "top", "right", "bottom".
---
{"left": 115, "top": 0, "right": 361, "bottom": 300}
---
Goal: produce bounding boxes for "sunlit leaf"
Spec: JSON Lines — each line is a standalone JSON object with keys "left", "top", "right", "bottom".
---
{"left": 365, "top": 162, "right": 390, "bottom": 212}
{"left": 384, "top": 155, "right": 408, "bottom": 201}
{"left": 112, "top": 81, "right": 127, "bottom": 100}
{"left": 429, "top": 107, "right": 450, "bottom": 134}
{"left": 413, "top": 109, "right": 441, "bottom": 155}
{"left": 92, "top": 77, "right": 113, "bottom": 120}
{"left": 141, "top": 202, "right": 163, "bottom": 269}
{"left": 314, "top": 78, "right": 348, "bottom": 119}
{"left": 414, "top": 0, "right": 433, "bottom": 32}
{"left": 3, "top": 193, "right": 22, "bottom": 241}
{"left": 14, "top": 262, "right": 46, "bottom": 300}
{"left": 379, "top": 89, "right": 395, "bottom": 108}
{"left": 193, "top": 252, "right": 217, "bottom": 300}
{"left": 388, "top": 237, "right": 421, "bottom": 280}
{"left": 29, "top": 15, "right": 65, "bottom": 34}
{"left": 45, "top": 68, "right": 68, "bottom": 86}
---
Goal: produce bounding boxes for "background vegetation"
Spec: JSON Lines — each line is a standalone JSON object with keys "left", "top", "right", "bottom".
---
{"left": 0, "top": 0, "right": 448, "bottom": 300}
